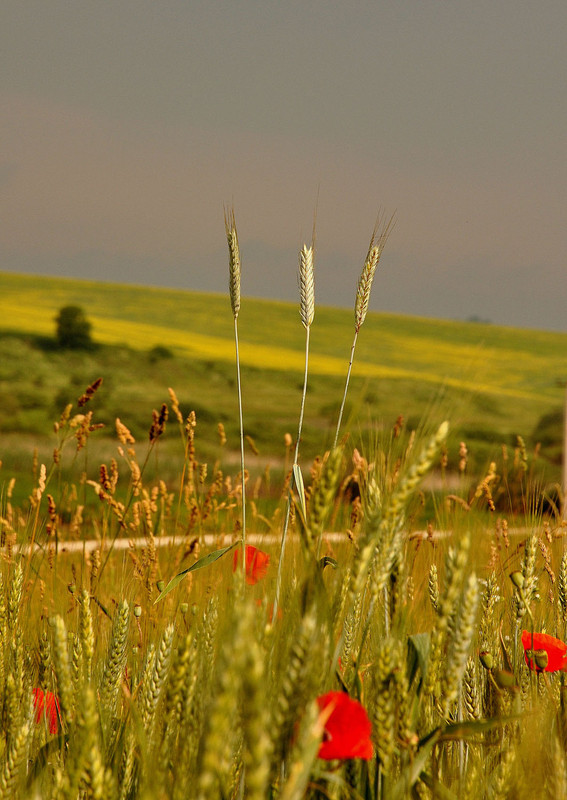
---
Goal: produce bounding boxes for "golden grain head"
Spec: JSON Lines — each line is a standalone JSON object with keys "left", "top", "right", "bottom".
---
{"left": 224, "top": 206, "right": 241, "bottom": 318}
{"left": 298, "top": 244, "right": 314, "bottom": 329}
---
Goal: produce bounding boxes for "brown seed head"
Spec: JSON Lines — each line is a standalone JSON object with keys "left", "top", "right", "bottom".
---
{"left": 149, "top": 404, "right": 168, "bottom": 442}
{"left": 77, "top": 377, "right": 103, "bottom": 407}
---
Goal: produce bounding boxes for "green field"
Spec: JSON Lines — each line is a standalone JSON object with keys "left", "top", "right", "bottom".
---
{"left": 0, "top": 270, "right": 566, "bottom": 491}
{"left": 1, "top": 271, "right": 567, "bottom": 798}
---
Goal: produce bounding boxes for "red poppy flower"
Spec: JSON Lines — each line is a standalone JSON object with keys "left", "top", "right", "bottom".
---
{"left": 32, "top": 688, "right": 61, "bottom": 734}
{"left": 521, "top": 630, "right": 567, "bottom": 672}
{"left": 232, "top": 545, "right": 270, "bottom": 585}
{"left": 316, "top": 691, "right": 373, "bottom": 760}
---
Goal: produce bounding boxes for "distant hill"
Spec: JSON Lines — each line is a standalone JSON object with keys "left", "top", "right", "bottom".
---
{"left": 0, "top": 270, "right": 565, "bottom": 481}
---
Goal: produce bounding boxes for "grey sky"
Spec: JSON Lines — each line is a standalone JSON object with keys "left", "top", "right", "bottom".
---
{"left": 2, "top": 1, "right": 566, "bottom": 330}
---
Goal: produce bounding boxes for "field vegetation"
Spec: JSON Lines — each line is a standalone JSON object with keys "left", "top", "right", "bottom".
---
{"left": 0, "top": 235, "right": 566, "bottom": 798}
{"left": 1, "top": 271, "right": 566, "bottom": 501}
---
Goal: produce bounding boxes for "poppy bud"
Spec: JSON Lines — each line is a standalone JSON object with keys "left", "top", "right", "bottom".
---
{"left": 534, "top": 649, "right": 549, "bottom": 670}
{"left": 479, "top": 651, "right": 493, "bottom": 671}
{"left": 492, "top": 669, "right": 516, "bottom": 689}
{"left": 521, "top": 630, "right": 567, "bottom": 672}
{"left": 133, "top": 604, "right": 142, "bottom": 618}
{"left": 509, "top": 571, "right": 525, "bottom": 589}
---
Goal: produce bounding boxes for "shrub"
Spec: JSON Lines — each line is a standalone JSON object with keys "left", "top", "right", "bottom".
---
{"left": 148, "top": 345, "right": 174, "bottom": 363}
{"left": 54, "top": 305, "right": 93, "bottom": 350}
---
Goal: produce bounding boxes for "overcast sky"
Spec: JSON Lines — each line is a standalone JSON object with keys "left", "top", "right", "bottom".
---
{"left": 2, "top": 1, "right": 566, "bottom": 331}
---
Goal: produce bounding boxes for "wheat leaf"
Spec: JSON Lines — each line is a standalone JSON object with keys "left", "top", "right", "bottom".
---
{"left": 293, "top": 464, "right": 307, "bottom": 521}
{"left": 154, "top": 543, "right": 238, "bottom": 603}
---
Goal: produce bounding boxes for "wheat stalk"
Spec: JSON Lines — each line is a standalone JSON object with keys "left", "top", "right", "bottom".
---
{"left": 273, "top": 238, "right": 315, "bottom": 621}
{"left": 333, "top": 213, "right": 395, "bottom": 448}
{"left": 224, "top": 205, "right": 246, "bottom": 572}
{"left": 0, "top": 720, "right": 29, "bottom": 800}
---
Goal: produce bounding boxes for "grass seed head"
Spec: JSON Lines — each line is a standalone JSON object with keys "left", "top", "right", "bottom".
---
{"left": 354, "top": 213, "right": 395, "bottom": 332}
{"left": 298, "top": 244, "right": 315, "bottom": 329}
{"left": 224, "top": 206, "right": 241, "bottom": 319}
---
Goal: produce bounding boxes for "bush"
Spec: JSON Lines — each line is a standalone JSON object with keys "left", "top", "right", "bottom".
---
{"left": 55, "top": 306, "right": 93, "bottom": 350}
{"left": 533, "top": 406, "right": 563, "bottom": 447}
{"left": 148, "top": 345, "right": 174, "bottom": 363}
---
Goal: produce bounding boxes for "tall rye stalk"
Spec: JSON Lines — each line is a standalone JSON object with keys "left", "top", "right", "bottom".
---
{"left": 333, "top": 213, "right": 395, "bottom": 448}
{"left": 273, "top": 242, "right": 314, "bottom": 621}
{"left": 225, "top": 206, "right": 246, "bottom": 575}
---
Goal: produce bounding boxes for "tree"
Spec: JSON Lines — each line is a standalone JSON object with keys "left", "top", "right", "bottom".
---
{"left": 55, "top": 305, "right": 93, "bottom": 350}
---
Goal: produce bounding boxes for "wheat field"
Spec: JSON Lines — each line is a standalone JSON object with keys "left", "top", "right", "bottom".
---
{"left": 0, "top": 221, "right": 566, "bottom": 799}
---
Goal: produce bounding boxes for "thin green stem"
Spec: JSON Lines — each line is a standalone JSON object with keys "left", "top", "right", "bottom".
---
{"left": 333, "top": 329, "right": 358, "bottom": 449}
{"left": 273, "top": 326, "right": 310, "bottom": 620}
{"left": 234, "top": 316, "right": 246, "bottom": 576}
{"left": 293, "top": 326, "right": 310, "bottom": 467}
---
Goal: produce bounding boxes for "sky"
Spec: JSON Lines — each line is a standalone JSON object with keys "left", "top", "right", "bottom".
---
{"left": 2, "top": 1, "right": 566, "bottom": 331}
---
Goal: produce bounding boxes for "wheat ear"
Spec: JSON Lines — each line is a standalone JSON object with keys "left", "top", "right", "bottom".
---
{"left": 429, "top": 564, "right": 440, "bottom": 614}
{"left": 422, "top": 532, "right": 470, "bottom": 700}
{"left": 99, "top": 600, "right": 130, "bottom": 718}
{"left": 224, "top": 205, "right": 246, "bottom": 572}
{"left": 371, "top": 639, "right": 397, "bottom": 774}
{"left": 273, "top": 241, "right": 315, "bottom": 621}
{"left": 269, "top": 610, "right": 318, "bottom": 784}
{"left": 240, "top": 606, "right": 271, "bottom": 800}
{"left": 333, "top": 213, "right": 395, "bottom": 448}
{"left": 278, "top": 698, "right": 322, "bottom": 800}
{"left": 305, "top": 446, "right": 343, "bottom": 558}
{"left": 51, "top": 615, "right": 74, "bottom": 727}
{"left": 197, "top": 604, "right": 242, "bottom": 799}
{"left": 442, "top": 573, "right": 479, "bottom": 716}
{"left": 351, "top": 421, "right": 449, "bottom": 600}
{"left": 560, "top": 551, "right": 567, "bottom": 623}
{"left": 80, "top": 687, "right": 107, "bottom": 800}
{"left": 79, "top": 589, "right": 94, "bottom": 682}
{"left": 0, "top": 720, "right": 29, "bottom": 800}
{"left": 140, "top": 623, "right": 174, "bottom": 735}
